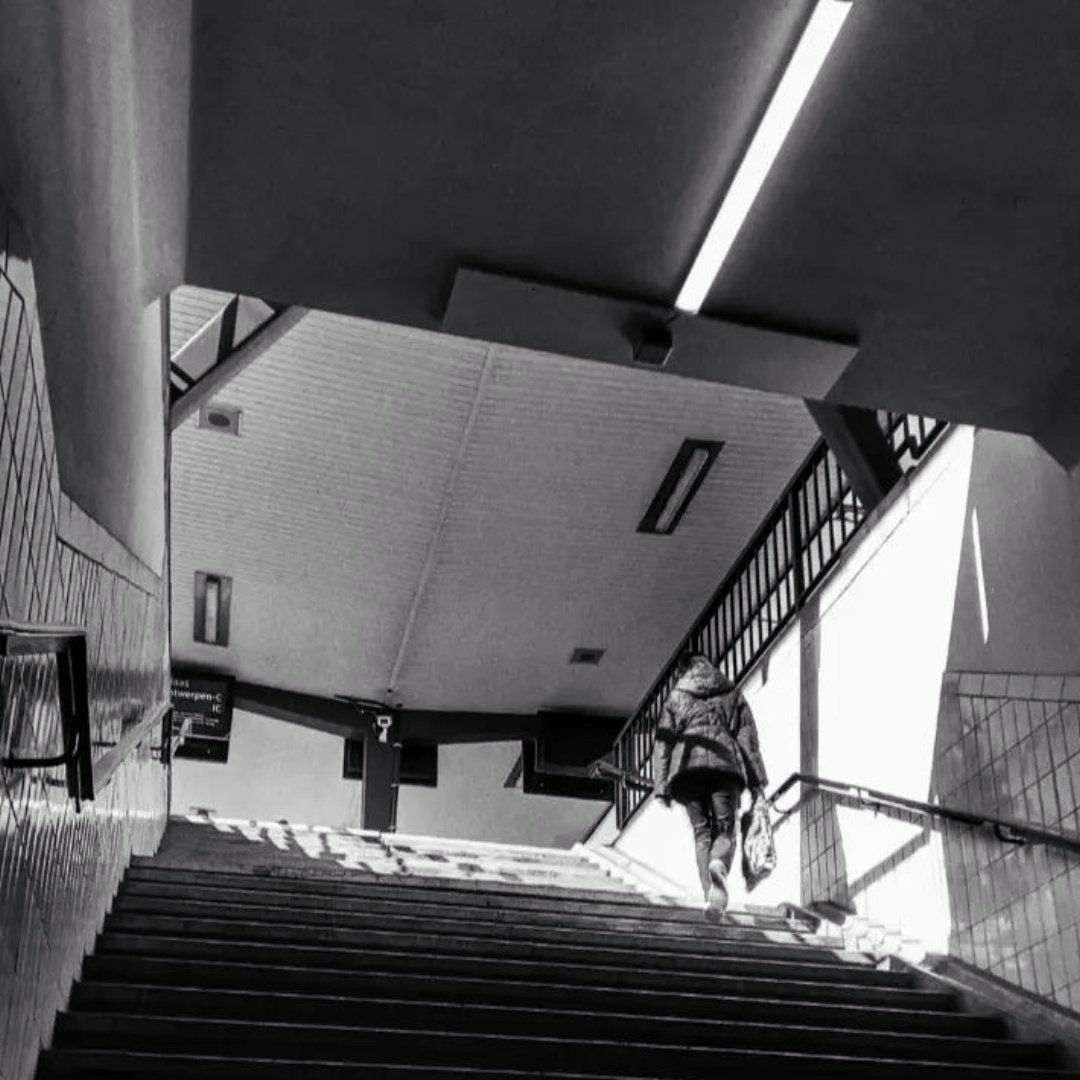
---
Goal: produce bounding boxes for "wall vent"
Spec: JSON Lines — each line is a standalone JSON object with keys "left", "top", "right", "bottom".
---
{"left": 569, "top": 647, "right": 605, "bottom": 666}
{"left": 198, "top": 402, "right": 242, "bottom": 436}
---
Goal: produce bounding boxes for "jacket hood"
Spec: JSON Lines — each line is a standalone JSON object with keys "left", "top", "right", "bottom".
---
{"left": 674, "top": 657, "right": 731, "bottom": 697}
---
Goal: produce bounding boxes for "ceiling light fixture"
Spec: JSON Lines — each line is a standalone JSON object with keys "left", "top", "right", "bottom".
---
{"left": 638, "top": 439, "right": 724, "bottom": 535}
{"left": 674, "top": 0, "right": 852, "bottom": 314}
{"left": 193, "top": 571, "right": 232, "bottom": 646}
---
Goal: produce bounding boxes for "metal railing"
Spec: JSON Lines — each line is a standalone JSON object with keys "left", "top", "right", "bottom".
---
{"left": 769, "top": 772, "right": 1080, "bottom": 857}
{"left": 610, "top": 412, "right": 947, "bottom": 826}
{"left": 592, "top": 760, "right": 1080, "bottom": 860}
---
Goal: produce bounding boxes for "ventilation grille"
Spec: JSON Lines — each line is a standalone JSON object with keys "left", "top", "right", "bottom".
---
{"left": 569, "top": 647, "right": 605, "bottom": 666}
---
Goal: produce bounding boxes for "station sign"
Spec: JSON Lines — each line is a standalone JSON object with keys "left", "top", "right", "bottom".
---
{"left": 171, "top": 669, "right": 234, "bottom": 763}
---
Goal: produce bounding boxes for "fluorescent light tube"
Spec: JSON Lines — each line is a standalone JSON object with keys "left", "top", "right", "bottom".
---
{"left": 655, "top": 448, "right": 712, "bottom": 533}
{"left": 675, "top": 0, "right": 852, "bottom": 314}
{"left": 204, "top": 577, "right": 220, "bottom": 644}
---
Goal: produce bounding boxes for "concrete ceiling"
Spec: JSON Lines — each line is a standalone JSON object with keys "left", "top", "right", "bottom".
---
{"left": 170, "top": 288, "right": 818, "bottom": 715}
{"left": 168, "top": 1, "right": 1080, "bottom": 724}
{"left": 185, "top": 0, "right": 811, "bottom": 325}
{"left": 182, "top": 0, "right": 1080, "bottom": 465}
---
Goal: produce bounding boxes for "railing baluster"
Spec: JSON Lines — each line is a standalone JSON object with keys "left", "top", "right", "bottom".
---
{"left": 812, "top": 467, "right": 825, "bottom": 584}
{"left": 753, "top": 550, "right": 764, "bottom": 651}
{"left": 739, "top": 572, "right": 749, "bottom": 670}
{"left": 823, "top": 453, "right": 835, "bottom": 559}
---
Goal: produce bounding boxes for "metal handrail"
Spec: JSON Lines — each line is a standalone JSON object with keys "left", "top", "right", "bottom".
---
{"left": 608, "top": 411, "right": 948, "bottom": 826}
{"left": 93, "top": 701, "right": 173, "bottom": 794}
{"left": 589, "top": 758, "right": 653, "bottom": 791}
{"left": 591, "top": 760, "right": 1080, "bottom": 858}
{"left": 767, "top": 773, "right": 1080, "bottom": 855}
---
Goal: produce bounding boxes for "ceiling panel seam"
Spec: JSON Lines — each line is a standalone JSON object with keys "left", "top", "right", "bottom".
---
{"left": 386, "top": 344, "right": 497, "bottom": 697}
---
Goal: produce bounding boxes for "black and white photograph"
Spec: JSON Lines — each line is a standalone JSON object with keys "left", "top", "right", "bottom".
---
{"left": 3, "top": 2, "right": 1080, "bottom": 1077}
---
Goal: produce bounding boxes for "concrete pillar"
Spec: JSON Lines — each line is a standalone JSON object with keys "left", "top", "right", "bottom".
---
{"left": 361, "top": 721, "right": 398, "bottom": 833}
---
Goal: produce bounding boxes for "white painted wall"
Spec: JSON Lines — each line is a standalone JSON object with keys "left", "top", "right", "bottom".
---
{"left": 172, "top": 719, "right": 603, "bottom": 847}
{"left": 171, "top": 710, "right": 360, "bottom": 827}
{"left": 397, "top": 742, "right": 606, "bottom": 848}
{"left": 812, "top": 429, "right": 974, "bottom": 803}
{"left": 948, "top": 430, "right": 1080, "bottom": 675}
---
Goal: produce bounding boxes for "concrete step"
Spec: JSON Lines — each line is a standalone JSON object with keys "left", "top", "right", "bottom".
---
{"left": 70, "top": 981, "right": 1013, "bottom": 1043}
{"left": 91, "top": 934, "right": 921, "bottom": 999}
{"left": 37, "top": 1046, "right": 1075, "bottom": 1079}
{"left": 120, "top": 865, "right": 810, "bottom": 929}
{"left": 99, "top": 915, "right": 894, "bottom": 984}
{"left": 125, "top": 862, "right": 646, "bottom": 905}
{"left": 142, "top": 828, "right": 625, "bottom": 890}
{"left": 164, "top": 818, "right": 593, "bottom": 868}
{"left": 116, "top": 878, "right": 815, "bottom": 941}
{"left": 53, "top": 1012, "right": 1063, "bottom": 1071}
{"left": 81, "top": 954, "right": 960, "bottom": 1013}
{"left": 105, "top": 898, "right": 862, "bottom": 965}
{"left": 36, "top": 824, "right": 1078, "bottom": 1080}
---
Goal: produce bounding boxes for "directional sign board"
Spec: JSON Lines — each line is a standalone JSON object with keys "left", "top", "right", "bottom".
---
{"left": 172, "top": 669, "right": 234, "bottom": 763}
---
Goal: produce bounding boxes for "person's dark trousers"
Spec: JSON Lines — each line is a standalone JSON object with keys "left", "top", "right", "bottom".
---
{"left": 678, "top": 775, "right": 743, "bottom": 896}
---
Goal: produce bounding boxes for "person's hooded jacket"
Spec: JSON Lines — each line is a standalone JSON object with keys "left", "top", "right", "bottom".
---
{"left": 652, "top": 657, "right": 768, "bottom": 798}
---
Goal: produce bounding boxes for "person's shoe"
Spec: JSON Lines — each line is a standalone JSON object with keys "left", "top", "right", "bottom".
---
{"left": 704, "top": 859, "right": 728, "bottom": 922}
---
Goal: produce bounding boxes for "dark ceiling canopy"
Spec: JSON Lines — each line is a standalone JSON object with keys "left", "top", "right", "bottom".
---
{"left": 185, "top": 0, "right": 1080, "bottom": 464}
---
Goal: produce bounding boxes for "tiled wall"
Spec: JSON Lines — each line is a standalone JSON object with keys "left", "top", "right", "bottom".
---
{"left": 796, "top": 668, "right": 1080, "bottom": 1012}
{"left": 0, "top": 200, "right": 170, "bottom": 1080}
{"left": 940, "top": 671, "right": 1080, "bottom": 1010}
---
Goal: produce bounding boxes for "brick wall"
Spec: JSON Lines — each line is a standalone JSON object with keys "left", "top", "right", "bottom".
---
{"left": 0, "top": 199, "right": 170, "bottom": 1080}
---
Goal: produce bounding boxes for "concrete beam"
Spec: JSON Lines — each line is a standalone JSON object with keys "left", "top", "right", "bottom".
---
{"left": 170, "top": 305, "right": 308, "bottom": 430}
{"left": 805, "top": 401, "right": 904, "bottom": 511}
{"left": 232, "top": 680, "right": 619, "bottom": 748}
{"left": 442, "top": 268, "right": 857, "bottom": 401}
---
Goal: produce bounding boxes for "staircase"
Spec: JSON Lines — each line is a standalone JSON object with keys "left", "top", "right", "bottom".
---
{"left": 38, "top": 817, "right": 1079, "bottom": 1078}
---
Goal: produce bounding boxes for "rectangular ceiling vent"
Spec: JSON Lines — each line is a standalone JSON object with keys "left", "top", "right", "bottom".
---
{"left": 569, "top": 647, "right": 605, "bottom": 666}
{"left": 198, "top": 402, "right": 242, "bottom": 436}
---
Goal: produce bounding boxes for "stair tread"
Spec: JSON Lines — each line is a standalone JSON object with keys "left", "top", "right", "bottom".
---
{"left": 120, "top": 872, "right": 803, "bottom": 927}
{"left": 38, "top": 1046, "right": 1076, "bottom": 1077}
{"left": 163, "top": 817, "right": 592, "bottom": 863}
{"left": 122, "top": 864, "right": 814, "bottom": 927}
{"left": 102, "top": 907, "right": 868, "bottom": 965}
{"left": 113, "top": 887, "right": 822, "bottom": 939}
{"left": 81, "top": 954, "right": 957, "bottom": 1010}
{"left": 59, "top": 1008, "right": 1050, "bottom": 1062}
{"left": 127, "top": 858, "right": 636, "bottom": 899}
{"left": 72, "top": 981, "right": 1005, "bottom": 1036}
{"left": 95, "top": 927, "right": 907, "bottom": 987}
